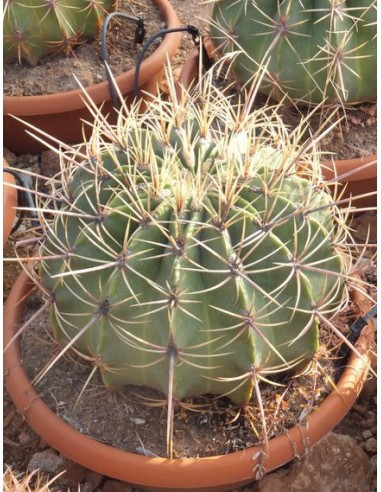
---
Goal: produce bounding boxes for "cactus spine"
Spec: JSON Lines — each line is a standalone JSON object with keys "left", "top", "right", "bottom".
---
{"left": 3, "top": 0, "right": 116, "bottom": 65}
{"left": 210, "top": 0, "right": 377, "bottom": 104}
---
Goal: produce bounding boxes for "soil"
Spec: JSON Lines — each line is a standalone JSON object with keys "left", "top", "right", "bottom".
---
{"left": 277, "top": 101, "right": 377, "bottom": 161}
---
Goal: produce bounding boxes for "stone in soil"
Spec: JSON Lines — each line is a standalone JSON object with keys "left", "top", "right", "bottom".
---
{"left": 27, "top": 449, "right": 63, "bottom": 474}
{"left": 255, "top": 432, "right": 372, "bottom": 492}
{"left": 40, "top": 150, "right": 61, "bottom": 177}
{"left": 364, "top": 438, "right": 377, "bottom": 454}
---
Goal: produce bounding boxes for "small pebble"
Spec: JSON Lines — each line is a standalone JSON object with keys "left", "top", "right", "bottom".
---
{"left": 40, "top": 150, "right": 60, "bottom": 177}
{"left": 353, "top": 403, "right": 367, "bottom": 416}
{"left": 27, "top": 450, "right": 62, "bottom": 473}
{"left": 16, "top": 154, "right": 39, "bottom": 169}
{"left": 364, "top": 437, "right": 377, "bottom": 454}
{"left": 362, "top": 429, "right": 373, "bottom": 439}
{"left": 360, "top": 418, "right": 375, "bottom": 430}
{"left": 3, "top": 148, "right": 17, "bottom": 166}
{"left": 84, "top": 470, "right": 103, "bottom": 491}
{"left": 18, "top": 431, "right": 31, "bottom": 445}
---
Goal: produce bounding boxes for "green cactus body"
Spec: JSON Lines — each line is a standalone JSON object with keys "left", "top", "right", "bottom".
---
{"left": 211, "top": 0, "right": 376, "bottom": 104}
{"left": 38, "top": 111, "right": 347, "bottom": 407}
{"left": 3, "top": 0, "right": 116, "bottom": 65}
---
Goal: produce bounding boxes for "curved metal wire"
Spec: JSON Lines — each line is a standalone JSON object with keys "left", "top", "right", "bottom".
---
{"left": 101, "top": 12, "right": 146, "bottom": 109}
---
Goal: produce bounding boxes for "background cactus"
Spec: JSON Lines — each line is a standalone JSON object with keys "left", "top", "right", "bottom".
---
{"left": 210, "top": 0, "right": 377, "bottom": 105}
{"left": 3, "top": 0, "right": 116, "bottom": 65}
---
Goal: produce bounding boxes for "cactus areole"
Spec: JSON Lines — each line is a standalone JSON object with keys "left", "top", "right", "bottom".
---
{"left": 3, "top": 0, "right": 116, "bottom": 65}
{"left": 211, "top": 0, "right": 377, "bottom": 104}
{"left": 38, "top": 112, "right": 347, "bottom": 407}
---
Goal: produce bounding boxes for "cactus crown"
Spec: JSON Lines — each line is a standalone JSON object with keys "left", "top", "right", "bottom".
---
{"left": 210, "top": 0, "right": 377, "bottom": 105}
{"left": 3, "top": 0, "right": 116, "bottom": 65}
{"left": 15, "top": 75, "right": 369, "bottom": 458}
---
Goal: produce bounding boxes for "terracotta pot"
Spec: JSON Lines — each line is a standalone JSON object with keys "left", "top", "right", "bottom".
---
{"left": 177, "top": 43, "right": 377, "bottom": 210}
{"left": 320, "top": 154, "right": 377, "bottom": 209}
{"left": 3, "top": 163, "right": 18, "bottom": 246}
{"left": 4, "top": 268, "right": 374, "bottom": 492}
{"left": 3, "top": 0, "right": 181, "bottom": 156}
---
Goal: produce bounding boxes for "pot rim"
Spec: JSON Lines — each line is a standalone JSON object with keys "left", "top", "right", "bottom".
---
{"left": 3, "top": 0, "right": 181, "bottom": 116}
{"left": 4, "top": 269, "right": 374, "bottom": 491}
{"left": 177, "top": 41, "right": 377, "bottom": 183}
{"left": 319, "top": 154, "right": 377, "bottom": 182}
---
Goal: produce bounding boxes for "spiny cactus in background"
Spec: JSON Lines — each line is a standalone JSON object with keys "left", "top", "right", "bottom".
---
{"left": 210, "top": 0, "right": 377, "bottom": 105}
{"left": 23, "top": 82, "right": 358, "bottom": 457}
{"left": 3, "top": 0, "right": 116, "bottom": 65}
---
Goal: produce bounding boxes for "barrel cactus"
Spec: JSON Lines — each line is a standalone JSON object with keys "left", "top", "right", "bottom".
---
{"left": 36, "top": 92, "right": 349, "bottom": 392}
{"left": 3, "top": 0, "right": 116, "bottom": 65}
{"left": 28, "top": 85, "right": 356, "bottom": 456}
{"left": 210, "top": 0, "right": 377, "bottom": 104}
